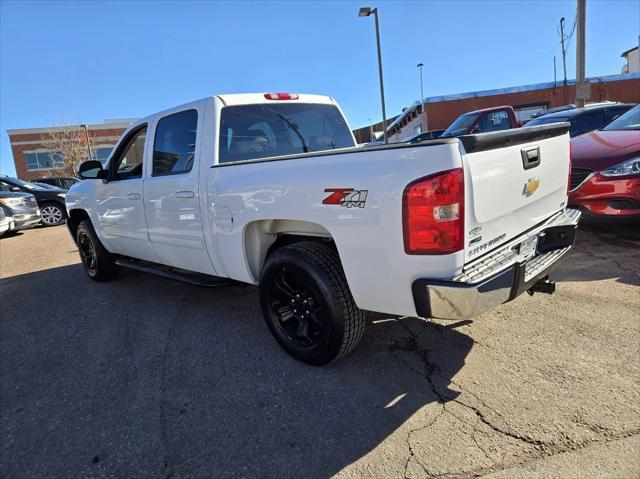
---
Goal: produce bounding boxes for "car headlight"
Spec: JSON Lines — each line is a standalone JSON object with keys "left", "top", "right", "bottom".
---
{"left": 0, "top": 198, "right": 23, "bottom": 207}
{"left": 600, "top": 157, "right": 640, "bottom": 177}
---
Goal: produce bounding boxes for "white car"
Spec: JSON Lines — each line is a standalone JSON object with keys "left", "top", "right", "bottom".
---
{"left": 65, "top": 93, "right": 580, "bottom": 365}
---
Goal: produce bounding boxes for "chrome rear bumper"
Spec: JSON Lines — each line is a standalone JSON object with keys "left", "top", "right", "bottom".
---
{"left": 412, "top": 208, "right": 581, "bottom": 320}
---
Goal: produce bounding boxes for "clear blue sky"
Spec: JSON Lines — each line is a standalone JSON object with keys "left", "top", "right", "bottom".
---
{"left": 1, "top": 0, "right": 638, "bottom": 176}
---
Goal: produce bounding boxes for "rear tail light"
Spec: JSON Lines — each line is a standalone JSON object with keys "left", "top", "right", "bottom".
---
{"left": 402, "top": 168, "right": 464, "bottom": 255}
{"left": 264, "top": 93, "right": 299, "bottom": 100}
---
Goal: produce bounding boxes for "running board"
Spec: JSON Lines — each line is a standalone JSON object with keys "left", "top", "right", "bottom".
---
{"left": 115, "top": 258, "right": 240, "bottom": 288}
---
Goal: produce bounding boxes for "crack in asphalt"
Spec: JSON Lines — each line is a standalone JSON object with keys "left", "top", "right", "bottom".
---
{"left": 474, "top": 430, "right": 640, "bottom": 479}
{"left": 403, "top": 411, "right": 447, "bottom": 479}
{"left": 389, "top": 318, "right": 638, "bottom": 479}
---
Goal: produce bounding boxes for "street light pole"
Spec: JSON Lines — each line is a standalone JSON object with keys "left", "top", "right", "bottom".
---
{"left": 359, "top": 7, "right": 388, "bottom": 144}
{"left": 80, "top": 124, "right": 94, "bottom": 161}
{"left": 417, "top": 62, "right": 427, "bottom": 130}
{"left": 417, "top": 63, "right": 424, "bottom": 104}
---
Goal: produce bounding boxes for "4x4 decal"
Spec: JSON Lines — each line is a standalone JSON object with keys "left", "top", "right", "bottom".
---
{"left": 322, "top": 188, "right": 368, "bottom": 208}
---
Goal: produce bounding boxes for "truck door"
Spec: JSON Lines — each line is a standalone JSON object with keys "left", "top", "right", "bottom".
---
{"left": 143, "top": 106, "right": 216, "bottom": 275}
{"left": 94, "top": 124, "right": 160, "bottom": 262}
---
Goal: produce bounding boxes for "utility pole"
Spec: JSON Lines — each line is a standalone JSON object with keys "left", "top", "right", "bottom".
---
{"left": 575, "top": 0, "right": 588, "bottom": 107}
{"left": 553, "top": 56, "right": 557, "bottom": 92}
{"left": 560, "top": 17, "right": 568, "bottom": 105}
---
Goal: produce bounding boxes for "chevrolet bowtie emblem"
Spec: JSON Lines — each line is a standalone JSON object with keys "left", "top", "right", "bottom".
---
{"left": 523, "top": 178, "right": 540, "bottom": 197}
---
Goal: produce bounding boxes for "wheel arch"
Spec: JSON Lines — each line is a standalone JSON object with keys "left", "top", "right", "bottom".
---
{"left": 67, "top": 208, "right": 91, "bottom": 241}
{"left": 243, "top": 219, "right": 336, "bottom": 282}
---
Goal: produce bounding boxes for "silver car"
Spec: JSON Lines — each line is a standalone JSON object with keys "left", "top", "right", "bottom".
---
{"left": 0, "top": 191, "right": 41, "bottom": 231}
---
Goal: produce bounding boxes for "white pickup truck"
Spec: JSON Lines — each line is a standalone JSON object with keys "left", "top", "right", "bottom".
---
{"left": 66, "top": 93, "right": 580, "bottom": 365}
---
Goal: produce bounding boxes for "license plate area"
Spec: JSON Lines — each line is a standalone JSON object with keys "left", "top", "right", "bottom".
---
{"left": 518, "top": 235, "right": 539, "bottom": 262}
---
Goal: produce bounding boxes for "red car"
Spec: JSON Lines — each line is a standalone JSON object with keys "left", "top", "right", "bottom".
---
{"left": 569, "top": 105, "right": 640, "bottom": 223}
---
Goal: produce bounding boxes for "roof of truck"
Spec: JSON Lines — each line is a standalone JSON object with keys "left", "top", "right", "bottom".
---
{"left": 215, "top": 93, "right": 336, "bottom": 106}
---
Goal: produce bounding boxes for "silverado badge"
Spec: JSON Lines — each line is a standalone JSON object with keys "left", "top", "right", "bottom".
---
{"left": 523, "top": 178, "right": 540, "bottom": 197}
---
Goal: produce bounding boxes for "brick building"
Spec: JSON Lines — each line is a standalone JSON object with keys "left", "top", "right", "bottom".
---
{"left": 7, "top": 120, "right": 132, "bottom": 181}
{"left": 353, "top": 72, "right": 640, "bottom": 143}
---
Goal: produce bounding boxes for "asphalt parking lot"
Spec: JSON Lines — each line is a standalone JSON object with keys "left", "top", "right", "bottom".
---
{"left": 1, "top": 224, "right": 638, "bottom": 478}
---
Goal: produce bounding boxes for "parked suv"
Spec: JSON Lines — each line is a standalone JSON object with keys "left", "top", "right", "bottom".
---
{"left": 33, "top": 176, "right": 80, "bottom": 190}
{"left": 0, "top": 190, "right": 41, "bottom": 231}
{"left": 525, "top": 103, "right": 634, "bottom": 138}
{"left": 0, "top": 176, "right": 66, "bottom": 226}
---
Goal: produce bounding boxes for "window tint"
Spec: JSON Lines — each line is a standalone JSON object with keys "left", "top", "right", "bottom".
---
{"left": 112, "top": 127, "right": 147, "bottom": 180}
{"left": 440, "top": 112, "right": 478, "bottom": 137}
{"left": 219, "top": 103, "right": 354, "bottom": 163}
{"left": 570, "top": 111, "right": 604, "bottom": 137}
{"left": 61, "top": 178, "right": 78, "bottom": 189}
{"left": 0, "top": 180, "right": 14, "bottom": 192}
{"left": 604, "top": 106, "right": 631, "bottom": 124}
{"left": 603, "top": 105, "right": 640, "bottom": 131}
{"left": 153, "top": 110, "right": 198, "bottom": 175}
{"left": 479, "top": 110, "right": 511, "bottom": 132}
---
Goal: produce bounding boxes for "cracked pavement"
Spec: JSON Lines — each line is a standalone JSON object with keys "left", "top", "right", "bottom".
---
{"left": 1, "top": 224, "right": 639, "bottom": 478}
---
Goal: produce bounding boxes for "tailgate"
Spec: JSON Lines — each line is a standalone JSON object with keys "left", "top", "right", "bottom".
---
{"left": 460, "top": 123, "right": 571, "bottom": 263}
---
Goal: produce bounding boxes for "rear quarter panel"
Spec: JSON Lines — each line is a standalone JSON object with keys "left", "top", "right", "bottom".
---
{"left": 206, "top": 142, "right": 464, "bottom": 317}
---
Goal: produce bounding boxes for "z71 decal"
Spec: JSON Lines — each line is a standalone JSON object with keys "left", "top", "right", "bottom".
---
{"left": 322, "top": 188, "right": 368, "bottom": 208}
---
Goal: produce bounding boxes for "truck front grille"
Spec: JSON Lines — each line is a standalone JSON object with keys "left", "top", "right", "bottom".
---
{"left": 569, "top": 168, "right": 592, "bottom": 191}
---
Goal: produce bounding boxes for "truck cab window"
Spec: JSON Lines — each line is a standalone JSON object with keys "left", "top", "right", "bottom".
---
{"left": 219, "top": 103, "right": 355, "bottom": 163}
{"left": 153, "top": 110, "right": 198, "bottom": 176}
{"left": 111, "top": 127, "right": 147, "bottom": 180}
{"left": 481, "top": 110, "right": 511, "bottom": 132}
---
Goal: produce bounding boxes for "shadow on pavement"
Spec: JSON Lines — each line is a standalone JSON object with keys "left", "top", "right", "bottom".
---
{"left": 0, "top": 264, "right": 473, "bottom": 478}
{"left": 552, "top": 224, "right": 640, "bottom": 286}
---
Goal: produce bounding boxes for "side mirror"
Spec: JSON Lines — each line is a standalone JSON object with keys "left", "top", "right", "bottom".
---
{"left": 78, "top": 160, "right": 106, "bottom": 180}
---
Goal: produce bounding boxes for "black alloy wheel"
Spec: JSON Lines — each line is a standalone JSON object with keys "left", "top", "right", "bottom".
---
{"left": 268, "top": 266, "right": 330, "bottom": 348}
{"left": 76, "top": 219, "right": 119, "bottom": 281}
{"left": 78, "top": 231, "right": 98, "bottom": 277}
{"left": 259, "top": 241, "right": 365, "bottom": 365}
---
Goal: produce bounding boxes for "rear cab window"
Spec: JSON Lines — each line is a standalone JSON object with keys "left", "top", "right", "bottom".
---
{"left": 480, "top": 109, "right": 512, "bottom": 132}
{"left": 218, "top": 103, "right": 355, "bottom": 163}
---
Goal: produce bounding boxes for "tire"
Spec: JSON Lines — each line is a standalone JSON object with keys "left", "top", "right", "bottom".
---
{"left": 259, "top": 241, "right": 366, "bottom": 365}
{"left": 76, "top": 219, "right": 119, "bottom": 281}
{"left": 40, "top": 202, "right": 66, "bottom": 226}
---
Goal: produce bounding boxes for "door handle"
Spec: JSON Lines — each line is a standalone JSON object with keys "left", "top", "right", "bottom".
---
{"left": 175, "top": 190, "right": 195, "bottom": 199}
{"left": 127, "top": 193, "right": 141, "bottom": 200}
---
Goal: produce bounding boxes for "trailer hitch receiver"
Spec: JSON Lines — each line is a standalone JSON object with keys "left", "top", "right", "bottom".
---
{"left": 527, "top": 277, "right": 556, "bottom": 296}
